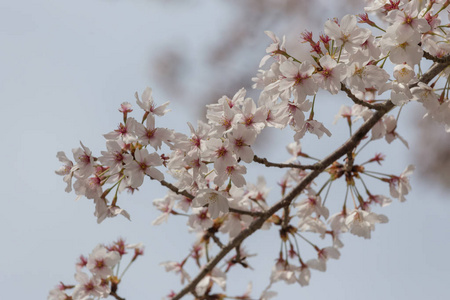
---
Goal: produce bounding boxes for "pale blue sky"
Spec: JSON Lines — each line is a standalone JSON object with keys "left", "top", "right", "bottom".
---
{"left": 1, "top": 1, "right": 450, "bottom": 299}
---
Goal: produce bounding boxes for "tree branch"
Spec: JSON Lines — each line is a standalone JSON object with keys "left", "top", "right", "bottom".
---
{"left": 170, "top": 59, "right": 450, "bottom": 300}
{"left": 159, "top": 180, "right": 264, "bottom": 217}
{"left": 205, "top": 227, "right": 225, "bottom": 249}
{"left": 110, "top": 291, "right": 126, "bottom": 300}
{"left": 229, "top": 207, "right": 264, "bottom": 217}
{"left": 209, "top": 234, "right": 225, "bottom": 249}
{"left": 159, "top": 179, "right": 195, "bottom": 199}
{"left": 340, "top": 83, "right": 384, "bottom": 110}
{"left": 423, "top": 51, "right": 450, "bottom": 64}
{"left": 253, "top": 155, "right": 320, "bottom": 170}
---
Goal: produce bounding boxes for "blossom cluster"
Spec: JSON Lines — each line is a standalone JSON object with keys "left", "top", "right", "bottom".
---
{"left": 53, "top": 0, "right": 450, "bottom": 299}
{"left": 48, "top": 239, "right": 144, "bottom": 300}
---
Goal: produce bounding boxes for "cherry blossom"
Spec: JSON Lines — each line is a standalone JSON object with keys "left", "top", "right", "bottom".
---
{"left": 214, "top": 163, "right": 247, "bottom": 188}
{"left": 295, "top": 194, "right": 329, "bottom": 220}
{"left": 135, "top": 87, "right": 170, "bottom": 116}
{"left": 204, "top": 138, "right": 236, "bottom": 173}
{"left": 188, "top": 208, "right": 214, "bottom": 231}
{"left": 195, "top": 267, "right": 227, "bottom": 296}
{"left": 94, "top": 199, "right": 131, "bottom": 224}
{"left": 160, "top": 261, "right": 191, "bottom": 284}
{"left": 386, "top": 0, "right": 431, "bottom": 37}
{"left": 324, "top": 14, "right": 371, "bottom": 54}
{"left": 278, "top": 60, "right": 318, "bottom": 101}
{"left": 52, "top": 4, "right": 450, "bottom": 299}
{"left": 259, "top": 31, "right": 286, "bottom": 67}
{"left": 86, "top": 245, "right": 120, "bottom": 278}
{"left": 307, "top": 247, "right": 340, "bottom": 272}
{"left": 55, "top": 151, "right": 76, "bottom": 192}
{"left": 98, "top": 140, "right": 132, "bottom": 175}
{"left": 380, "top": 25, "right": 423, "bottom": 66}
{"left": 135, "top": 114, "right": 173, "bottom": 150}
{"left": 387, "top": 164, "right": 415, "bottom": 202}
{"left": 294, "top": 119, "right": 332, "bottom": 140}
{"left": 72, "top": 272, "right": 105, "bottom": 300}
{"left": 72, "top": 142, "right": 95, "bottom": 178}
{"left": 125, "top": 148, "right": 164, "bottom": 188}
{"left": 228, "top": 124, "right": 257, "bottom": 163}
{"left": 313, "top": 54, "right": 347, "bottom": 94}
{"left": 103, "top": 118, "right": 137, "bottom": 144}
{"left": 192, "top": 189, "right": 229, "bottom": 219}
{"left": 152, "top": 194, "right": 175, "bottom": 225}
{"left": 220, "top": 212, "right": 252, "bottom": 239}
{"left": 345, "top": 209, "right": 388, "bottom": 239}
{"left": 270, "top": 258, "right": 298, "bottom": 284}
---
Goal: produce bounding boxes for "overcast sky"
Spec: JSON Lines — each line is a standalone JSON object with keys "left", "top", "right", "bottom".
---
{"left": 1, "top": 1, "right": 450, "bottom": 299}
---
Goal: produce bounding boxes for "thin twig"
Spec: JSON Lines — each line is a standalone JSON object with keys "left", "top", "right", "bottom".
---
{"left": 229, "top": 207, "right": 264, "bottom": 217}
{"left": 110, "top": 291, "right": 126, "bottom": 300}
{"left": 170, "top": 58, "right": 450, "bottom": 300}
{"left": 159, "top": 179, "right": 194, "bottom": 199}
{"left": 160, "top": 180, "right": 263, "bottom": 217}
{"left": 253, "top": 155, "right": 320, "bottom": 170}
{"left": 209, "top": 234, "right": 225, "bottom": 249}
{"left": 205, "top": 227, "right": 225, "bottom": 249}
{"left": 340, "top": 83, "right": 384, "bottom": 110}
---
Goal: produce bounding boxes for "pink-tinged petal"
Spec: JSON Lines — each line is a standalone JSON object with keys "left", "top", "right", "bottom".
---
{"left": 146, "top": 152, "right": 163, "bottom": 166}
{"left": 403, "top": 165, "right": 415, "bottom": 176}
{"left": 142, "top": 87, "right": 153, "bottom": 102}
{"left": 299, "top": 62, "right": 315, "bottom": 77}
{"left": 146, "top": 114, "right": 156, "bottom": 130}
{"left": 231, "top": 173, "right": 246, "bottom": 188}
{"left": 307, "top": 259, "right": 326, "bottom": 272}
{"left": 278, "top": 79, "right": 295, "bottom": 91}
{"left": 264, "top": 30, "right": 277, "bottom": 42}
{"left": 279, "top": 61, "right": 299, "bottom": 78}
{"left": 239, "top": 147, "right": 254, "bottom": 163}
{"left": 209, "top": 203, "right": 220, "bottom": 219}
{"left": 74, "top": 271, "right": 90, "bottom": 283}
{"left": 319, "top": 55, "right": 337, "bottom": 69}
{"left": 259, "top": 55, "right": 271, "bottom": 68}
{"left": 340, "top": 14, "right": 356, "bottom": 33}
{"left": 348, "top": 27, "right": 371, "bottom": 45}
{"left": 153, "top": 101, "right": 171, "bottom": 116}
{"left": 134, "top": 148, "right": 144, "bottom": 162}
{"left": 192, "top": 196, "right": 208, "bottom": 207}
{"left": 243, "top": 98, "right": 256, "bottom": 114}
{"left": 324, "top": 247, "right": 340, "bottom": 259}
{"left": 147, "top": 167, "right": 164, "bottom": 181}
{"left": 416, "top": 19, "right": 431, "bottom": 33}
{"left": 324, "top": 21, "right": 341, "bottom": 41}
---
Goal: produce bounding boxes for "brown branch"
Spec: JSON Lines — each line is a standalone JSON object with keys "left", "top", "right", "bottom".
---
{"left": 282, "top": 206, "right": 290, "bottom": 230}
{"left": 209, "top": 234, "right": 225, "bottom": 249}
{"left": 170, "top": 58, "right": 450, "bottom": 300}
{"left": 235, "top": 244, "right": 241, "bottom": 262}
{"left": 159, "top": 179, "right": 195, "bottom": 199}
{"left": 253, "top": 155, "right": 320, "bottom": 170}
{"left": 110, "top": 291, "right": 126, "bottom": 300}
{"left": 423, "top": 52, "right": 450, "bottom": 64}
{"left": 229, "top": 207, "right": 264, "bottom": 217}
{"left": 415, "top": 59, "right": 450, "bottom": 86}
{"left": 340, "top": 83, "right": 384, "bottom": 110}
{"left": 159, "top": 180, "right": 263, "bottom": 217}
{"left": 205, "top": 227, "right": 225, "bottom": 249}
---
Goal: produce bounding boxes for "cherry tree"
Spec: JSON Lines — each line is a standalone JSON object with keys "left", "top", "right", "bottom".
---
{"left": 50, "top": 0, "right": 450, "bottom": 299}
